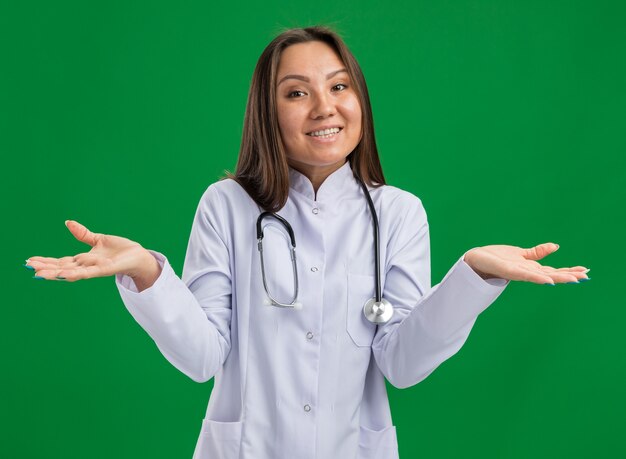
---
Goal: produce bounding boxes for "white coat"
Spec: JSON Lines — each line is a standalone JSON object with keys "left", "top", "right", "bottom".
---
{"left": 115, "top": 160, "right": 509, "bottom": 459}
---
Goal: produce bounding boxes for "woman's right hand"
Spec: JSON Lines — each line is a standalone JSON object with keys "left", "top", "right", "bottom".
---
{"left": 26, "top": 220, "right": 161, "bottom": 289}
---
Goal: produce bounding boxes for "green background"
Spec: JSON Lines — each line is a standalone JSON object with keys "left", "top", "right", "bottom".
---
{"left": 2, "top": 0, "right": 624, "bottom": 457}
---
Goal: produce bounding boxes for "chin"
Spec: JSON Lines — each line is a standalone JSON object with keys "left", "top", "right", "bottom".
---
{"left": 287, "top": 156, "right": 344, "bottom": 172}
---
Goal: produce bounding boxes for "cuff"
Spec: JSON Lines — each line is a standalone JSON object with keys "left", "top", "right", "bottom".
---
{"left": 460, "top": 250, "right": 510, "bottom": 290}
{"left": 115, "top": 250, "right": 171, "bottom": 296}
{"left": 422, "top": 254, "right": 510, "bottom": 336}
{"left": 392, "top": 253, "right": 510, "bottom": 346}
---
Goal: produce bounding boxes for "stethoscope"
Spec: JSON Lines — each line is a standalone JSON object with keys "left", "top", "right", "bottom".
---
{"left": 256, "top": 179, "right": 394, "bottom": 324}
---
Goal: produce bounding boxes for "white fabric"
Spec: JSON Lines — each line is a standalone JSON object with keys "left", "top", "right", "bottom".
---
{"left": 115, "top": 160, "right": 509, "bottom": 459}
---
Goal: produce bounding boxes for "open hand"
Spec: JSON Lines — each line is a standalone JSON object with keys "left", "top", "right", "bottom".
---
{"left": 25, "top": 220, "right": 153, "bottom": 282}
{"left": 463, "top": 243, "right": 590, "bottom": 284}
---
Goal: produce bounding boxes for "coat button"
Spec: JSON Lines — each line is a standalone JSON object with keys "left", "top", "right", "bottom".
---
{"left": 304, "top": 404, "right": 311, "bottom": 412}
{"left": 310, "top": 266, "right": 318, "bottom": 272}
{"left": 312, "top": 208, "right": 319, "bottom": 215}
{"left": 306, "top": 331, "right": 314, "bottom": 340}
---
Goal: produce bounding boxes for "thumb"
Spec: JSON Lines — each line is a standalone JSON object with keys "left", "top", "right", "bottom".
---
{"left": 524, "top": 242, "right": 559, "bottom": 261}
{"left": 65, "top": 220, "right": 100, "bottom": 247}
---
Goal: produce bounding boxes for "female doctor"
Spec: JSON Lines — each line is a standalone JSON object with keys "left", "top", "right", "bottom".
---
{"left": 26, "top": 26, "right": 590, "bottom": 459}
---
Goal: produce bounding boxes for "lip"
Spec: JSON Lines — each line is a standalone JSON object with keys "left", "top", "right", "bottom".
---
{"left": 305, "top": 125, "right": 344, "bottom": 135}
{"left": 306, "top": 127, "right": 343, "bottom": 144}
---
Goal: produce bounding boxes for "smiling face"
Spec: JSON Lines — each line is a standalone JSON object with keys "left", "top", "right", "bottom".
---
{"left": 276, "top": 41, "right": 362, "bottom": 186}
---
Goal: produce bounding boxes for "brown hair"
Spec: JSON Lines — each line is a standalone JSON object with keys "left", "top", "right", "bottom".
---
{"left": 228, "top": 26, "right": 385, "bottom": 212}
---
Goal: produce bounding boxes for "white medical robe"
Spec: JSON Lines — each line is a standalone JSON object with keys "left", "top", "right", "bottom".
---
{"left": 115, "top": 160, "right": 509, "bottom": 459}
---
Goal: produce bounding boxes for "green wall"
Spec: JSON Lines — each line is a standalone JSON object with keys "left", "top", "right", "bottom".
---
{"left": 2, "top": 1, "right": 624, "bottom": 457}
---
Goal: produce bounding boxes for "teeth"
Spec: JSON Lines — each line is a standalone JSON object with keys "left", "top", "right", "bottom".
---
{"left": 308, "top": 127, "right": 341, "bottom": 137}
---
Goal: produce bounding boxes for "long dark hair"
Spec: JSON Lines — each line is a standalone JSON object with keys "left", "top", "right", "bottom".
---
{"left": 228, "top": 26, "right": 385, "bottom": 212}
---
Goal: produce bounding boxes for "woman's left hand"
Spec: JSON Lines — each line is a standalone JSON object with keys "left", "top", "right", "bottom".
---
{"left": 463, "top": 243, "right": 590, "bottom": 284}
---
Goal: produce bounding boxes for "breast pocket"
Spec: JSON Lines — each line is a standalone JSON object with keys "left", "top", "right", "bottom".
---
{"left": 346, "top": 272, "right": 378, "bottom": 347}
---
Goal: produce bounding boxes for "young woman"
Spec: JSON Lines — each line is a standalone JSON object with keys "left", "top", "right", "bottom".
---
{"left": 26, "top": 26, "right": 589, "bottom": 459}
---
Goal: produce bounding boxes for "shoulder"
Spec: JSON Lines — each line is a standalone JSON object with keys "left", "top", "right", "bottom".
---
{"left": 199, "top": 178, "right": 258, "bottom": 213}
{"left": 191, "top": 178, "right": 258, "bottom": 245}
{"left": 372, "top": 185, "right": 430, "bottom": 257}
{"left": 193, "top": 178, "right": 258, "bottom": 236}
{"left": 372, "top": 184, "right": 428, "bottom": 225}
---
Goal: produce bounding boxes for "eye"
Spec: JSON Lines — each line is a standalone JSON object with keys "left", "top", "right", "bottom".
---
{"left": 332, "top": 83, "right": 348, "bottom": 92}
{"left": 287, "top": 90, "right": 306, "bottom": 98}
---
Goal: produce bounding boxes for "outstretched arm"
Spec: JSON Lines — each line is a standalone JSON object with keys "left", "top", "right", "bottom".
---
{"left": 371, "top": 196, "right": 589, "bottom": 389}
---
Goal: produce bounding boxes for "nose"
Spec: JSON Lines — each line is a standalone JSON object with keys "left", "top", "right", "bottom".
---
{"left": 310, "top": 91, "right": 336, "bottom": 119}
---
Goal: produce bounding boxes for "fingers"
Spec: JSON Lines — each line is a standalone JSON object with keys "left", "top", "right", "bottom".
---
{"left": 540, "top": 266, "right": 590, "bottom": 273}
{"left": 543, "top": 270, "right": 588, "bottom": 284}
{"left": 25, "top": 252, "right": 108, "bottom": 281}
{"left": 514, "top": 265, "right": 556, "bottom": 284}
{"left": 26, "top": 254, "right": 83, "bottom": 272}
{"left": 27, "top": 255, "right": 77, "bottom": 266}
{"left": 523, "top": 243, "right": 559, "bottom": 261}
{"left": 514, "top": 263, "right": 590, "bottom": 285}
{"left": 546, "top": 267, "right": 590, "bottom": 284}
{"left": 31, "top": 265, "right": 107, "bottom": 282}
{"left": 65, "top": 220, "right": 101, "bottom": 247}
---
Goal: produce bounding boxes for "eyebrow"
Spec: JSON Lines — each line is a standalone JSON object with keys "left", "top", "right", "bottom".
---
{"left": 277, "top": 68, "right": 348, "bottom": 86}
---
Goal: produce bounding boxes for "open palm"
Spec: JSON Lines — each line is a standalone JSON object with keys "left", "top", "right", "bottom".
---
{"left": 464, "top": 243, "right": 590, "bottom": 284}
{"left": 26, "top": 220, "right": 148, "bottom": 282}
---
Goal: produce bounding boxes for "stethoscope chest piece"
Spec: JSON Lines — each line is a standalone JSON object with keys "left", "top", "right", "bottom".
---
{"left": 363, "top": 297, "right": 394, "bottom": 324}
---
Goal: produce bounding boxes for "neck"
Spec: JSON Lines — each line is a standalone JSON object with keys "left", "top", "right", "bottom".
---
{"left": 288, "top": 158, "right": 347, "bottom": 193}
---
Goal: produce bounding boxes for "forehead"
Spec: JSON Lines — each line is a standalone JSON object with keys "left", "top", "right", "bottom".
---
{"left": 277, "top": 41, "right": 345, "bottom": 77}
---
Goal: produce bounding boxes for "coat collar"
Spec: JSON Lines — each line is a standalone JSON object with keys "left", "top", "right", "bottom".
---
{"left": 288, "top": 160, "right": 360, "bottom": 202}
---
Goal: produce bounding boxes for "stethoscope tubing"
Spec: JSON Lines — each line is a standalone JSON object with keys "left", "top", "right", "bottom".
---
{"left": 256, "top": 176, "right": 392, "bottom": 322}
{"left": 359, "top": 180, "right": 382, "bottom": 303}
{"left": 257, "top": 212, "right": 300, "bottom": 308}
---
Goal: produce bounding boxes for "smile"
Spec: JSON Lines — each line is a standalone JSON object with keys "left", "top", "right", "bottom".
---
{"left": 306, "top": 127, "right": 343, "bottom": 139}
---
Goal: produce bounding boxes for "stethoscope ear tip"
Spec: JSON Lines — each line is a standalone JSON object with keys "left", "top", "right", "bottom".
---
{"left": 293, "top": 302, "right": 303, "bottom": 310}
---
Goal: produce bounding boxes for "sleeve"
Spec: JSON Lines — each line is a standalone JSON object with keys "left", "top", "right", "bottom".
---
{"left": 114, "top": 185, "right": 233, "bottom": 383}
{"left": 371, "top": 194, "right": 509, "bottom": 389}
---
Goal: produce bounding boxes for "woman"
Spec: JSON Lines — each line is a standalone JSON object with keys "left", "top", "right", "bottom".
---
{"left": 26, "top": 26, "right": 589, "bottom": 459}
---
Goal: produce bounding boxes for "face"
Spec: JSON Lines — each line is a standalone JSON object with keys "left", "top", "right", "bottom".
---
{"left": 275, "top": 41, "right": 362, "bottom": 181}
